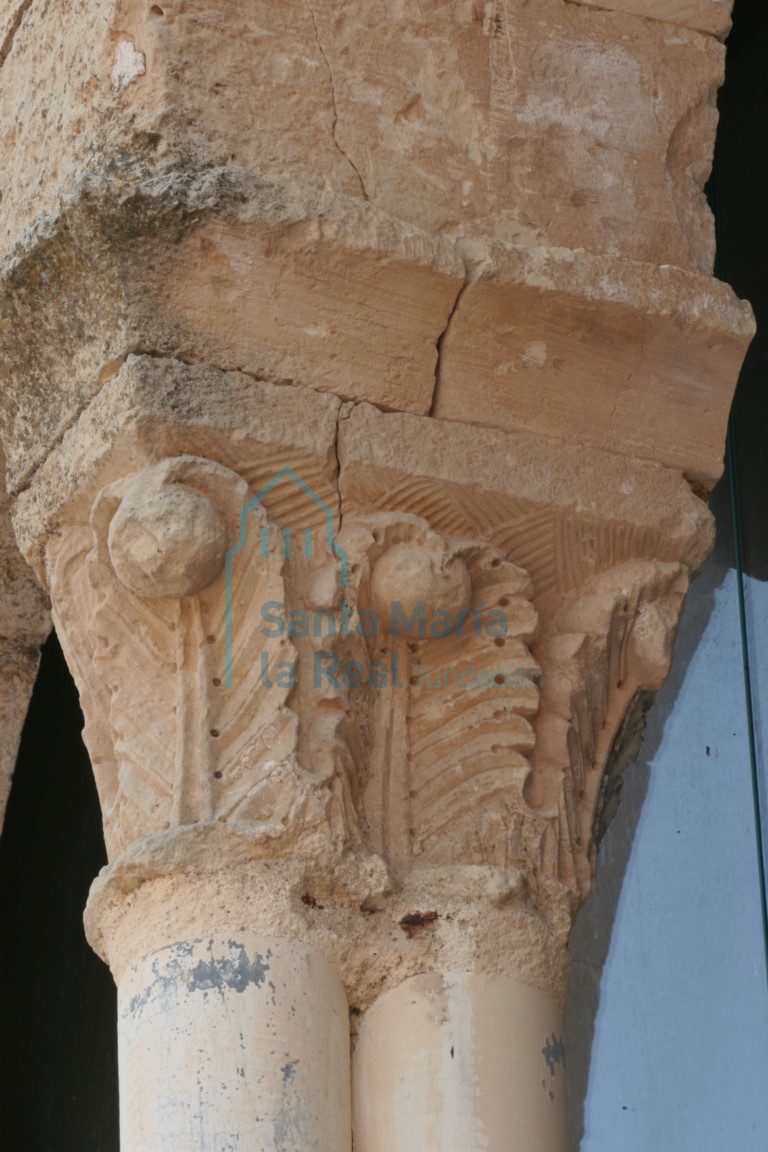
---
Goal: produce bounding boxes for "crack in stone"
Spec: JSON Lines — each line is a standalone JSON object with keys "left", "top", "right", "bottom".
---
{"left": 305, "top": 0, "right": 369, "bottom": 201}
{"left": 332, "top": 401, "right": 355, "bottom": 538}
{"left": 429, "top": 270, "right": 473, "bottom": 418}
{"left": 430, "top": 248, "right": 496, "bottom": 417}
{"left": 10, "top": 402, "right": 90, "bottom": 499}
{"left": 9, "top": 348, "right": 202, "bottom": 497}
{"left": 0, "top": 0, "right": 34, "bottom": 69}
{"left": 9, "top": 350, "right": 380, "bottom": 507}
{"left": 561, "top": 0, "right": 726, "bottom": 43}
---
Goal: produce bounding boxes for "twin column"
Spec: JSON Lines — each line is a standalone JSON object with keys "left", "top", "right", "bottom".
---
{"left": 88, "top": 876, "right": 567, "bottom": 1152}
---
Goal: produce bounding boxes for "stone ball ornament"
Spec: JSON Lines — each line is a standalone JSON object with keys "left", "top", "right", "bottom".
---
{"left": 107, "top": 481, "right": 229, "bottom": 599}
{"left": 369, "top": 541, "right": 472, "bottom": 636}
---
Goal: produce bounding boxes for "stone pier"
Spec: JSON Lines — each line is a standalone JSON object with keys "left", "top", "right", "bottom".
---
{"left": 0, "top": 1, "right": 751, "bottom": 1148}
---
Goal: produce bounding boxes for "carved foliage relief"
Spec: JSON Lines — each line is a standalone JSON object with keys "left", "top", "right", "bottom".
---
{"left": 45, "top": 454, "right": 688, "bottom": 908}
{"left": 47, "top": 456, "right": 332, "bottom": 859}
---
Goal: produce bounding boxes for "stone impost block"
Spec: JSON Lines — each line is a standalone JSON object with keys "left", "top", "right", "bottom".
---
{"left": 433, "top": 244, "right": 754, "bottom": 482}
{"left": 0, "top": 171, "right": 752, "bottom": 494}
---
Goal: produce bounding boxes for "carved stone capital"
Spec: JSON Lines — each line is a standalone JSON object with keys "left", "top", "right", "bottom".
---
{"left": 9, "top": 353, "right": 712, "bottom": 990}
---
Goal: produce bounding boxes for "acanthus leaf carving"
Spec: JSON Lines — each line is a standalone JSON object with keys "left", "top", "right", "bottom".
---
{"left": 529, "top": 560, "right": 689, "bottom": 899}
{"left": 49, "top": 455, "right": 340, "bottom": 860}
{"left": 333, "top": 513, "right": 544, "bottom": 876}
{"left": 325, "top": 516, "right": 690, "bottom": 916}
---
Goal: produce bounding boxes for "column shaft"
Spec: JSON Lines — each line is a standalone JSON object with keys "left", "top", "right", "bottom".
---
{"left": 353, "top": 973, "right": 566, "bottom": 1152}
{"left": 118, "top": 932, "right": 351, "bottom": 1152}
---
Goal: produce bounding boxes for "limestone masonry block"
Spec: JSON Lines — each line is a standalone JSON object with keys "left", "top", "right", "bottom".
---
{"left": 12, "top": 355, "right": 342, "bottom": 577}
{"left": 433, "top": 244, "right": 754, "bottom": 481}
{"left": 0, "top": 0, "right": 725, "bottom": 270}
{"left": 0, "top": 168, "right": 752, "bottom": 492}
{"left": 337, "top": 400, "right": 715, "bottom": 605}
{"left": 0, "top": 171, "right": 463, "bottom": 491}
{"left": 12, "top": 356, "right": 714, "bottom": 912}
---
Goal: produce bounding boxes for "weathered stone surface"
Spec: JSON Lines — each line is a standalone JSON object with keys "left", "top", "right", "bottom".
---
{"left": 13, "top": 357, "right": 342, "bottom": 858}
{"left": 15, "top": 352, "right": 714, "bottom": 618}
{"left": 106, "top": 471, "right": 229, "bottom": 599}
{"left": 337, "top": 402, "right": 710, "bottom": 899}
{"left": 51, "top": 453, "right": 341, "bottom": 860}
{"left": 337, "top": 401, "right": 715, "bottom": 614}
{"left": 0, "top": 2, "right": 754, "bottom": 1146}
{"left": 0, "top": 0, "right": 724, "bottom": 272}
{"left": 0, "top": 3, "right": 31, "bottom": 64}
{"left": 12, "top": 354, "right": 342, "bottom": 577}
{"left": 565, "top": 0, "right": 733, "bottom": 39}
{"left": 0, "top": 2, "right": 749, "bottom": 498}
{"left": 116, "top": 932, "right": 352, "bottom": 1152}
{"left": 433, "top": 244, "right": 755, "bottom": 482}
{"left": 0, "top": 446, "right": 51, "bottom": 833}
{"left": 0, "top": 168, "right": 751, "bottom": 495}
{"left": 0, "top": 452, "right": 50, "bottom": 638}
{"left": 0, "top": 171, "right": 462, "bottom": 492}
{"left": 85, "top": 847, "right": 571, "bottom": 1009}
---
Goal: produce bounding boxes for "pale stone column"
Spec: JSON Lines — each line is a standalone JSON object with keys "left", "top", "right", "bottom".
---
{"left": 354, "top": 974, "right": 566, "bottom": 1152}
{"left": 86, "top": 853, "right": 357, "bottom": 1152}
{"left": 118, "top": 932, "right": 349, "bottom": 1151}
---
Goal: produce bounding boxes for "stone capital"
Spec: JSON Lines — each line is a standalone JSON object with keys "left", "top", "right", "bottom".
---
{"left": 6, "top": 352, "right": 711, "bottom": 1007}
